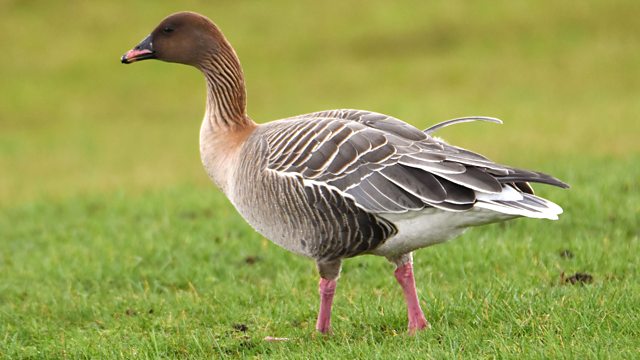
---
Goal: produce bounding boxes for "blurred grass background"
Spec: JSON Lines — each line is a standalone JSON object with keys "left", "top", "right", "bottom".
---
{"left": 1, "top": 0, "right": 638, "bottom": 206}
{"left": 1, "top": 0, "right": 639, "bottom": 358}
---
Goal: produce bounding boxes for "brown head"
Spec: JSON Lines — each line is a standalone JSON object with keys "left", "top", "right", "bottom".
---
{"left": 122, "top": 11, "right": 251, "bottom": 128}
{"left": 121, "top": 11, "right": 232, "bottom": 68}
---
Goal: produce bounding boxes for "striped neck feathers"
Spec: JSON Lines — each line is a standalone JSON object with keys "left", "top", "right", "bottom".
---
{"left": 199, "top": 43, "right": 253, "bottom": 131}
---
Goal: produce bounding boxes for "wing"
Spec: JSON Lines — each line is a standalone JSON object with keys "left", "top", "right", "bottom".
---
{"left": 263, "top": 109, "right": 568, "bottom": 216}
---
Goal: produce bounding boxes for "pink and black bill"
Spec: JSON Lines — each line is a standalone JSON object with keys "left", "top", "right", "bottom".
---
{"left": 121, "top": 35, "right": 155, "bottom": 64}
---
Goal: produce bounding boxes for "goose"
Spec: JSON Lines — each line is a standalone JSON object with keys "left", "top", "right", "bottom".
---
{"left": 121, "top": 11, "right": 568, "bottom": 334}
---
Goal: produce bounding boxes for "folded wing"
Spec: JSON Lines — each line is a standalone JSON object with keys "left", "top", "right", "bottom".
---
{"left": 264, "top": 109, "right": 568, "bottom": 219}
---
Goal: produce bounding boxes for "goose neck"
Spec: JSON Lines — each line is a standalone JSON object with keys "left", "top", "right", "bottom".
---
{"left": 200, "top": 47, "right": 253, "bottom": 131}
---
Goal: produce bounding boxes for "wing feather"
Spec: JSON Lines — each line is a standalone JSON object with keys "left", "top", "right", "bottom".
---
{"left": 264, "top": 109, "right": 567, "bottom": 217}
{"left": 379, "top": 165, "right": 447, "bottom": 203}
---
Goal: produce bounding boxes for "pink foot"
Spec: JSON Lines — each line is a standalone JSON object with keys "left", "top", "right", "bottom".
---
{"left": 394, "top": 262, "right": 430, "bottom": 333}
{"left": 315, "top": 278, "right": 337, "bottom": 334}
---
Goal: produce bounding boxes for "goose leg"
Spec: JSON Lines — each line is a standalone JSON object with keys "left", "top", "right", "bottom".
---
{"left": 315, "top": 260, "right": 342, "bottom": 334}
{"left": 392, "top": 254, "right": 430, "bottom": 333}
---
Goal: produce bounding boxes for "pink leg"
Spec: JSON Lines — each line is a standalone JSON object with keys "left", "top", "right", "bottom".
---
{"left": 394, "top": 262, "right": 430, "bottom": 333}
{"left": 315, "top": 278, "right": 337, "bottom": 334}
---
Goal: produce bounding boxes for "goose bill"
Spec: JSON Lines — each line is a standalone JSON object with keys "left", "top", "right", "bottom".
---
{"left": 121, "top": 48, "right": 155, "bottom": 63}
{"left": 121, "top": 35, "right": 155, "bottom": 64}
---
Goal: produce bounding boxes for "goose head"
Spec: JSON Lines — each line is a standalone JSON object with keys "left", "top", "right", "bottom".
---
{"left": 121, "top": 11, "right": 230, "bottom": 68}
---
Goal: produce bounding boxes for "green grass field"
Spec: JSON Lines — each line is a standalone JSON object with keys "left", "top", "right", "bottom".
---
{"left": 1, "top": 1, "right": 639, "bottom": 358}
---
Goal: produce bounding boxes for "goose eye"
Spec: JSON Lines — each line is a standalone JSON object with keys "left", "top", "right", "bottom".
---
{"left": 163, "top": 27, "right": 174, "bottom": 34}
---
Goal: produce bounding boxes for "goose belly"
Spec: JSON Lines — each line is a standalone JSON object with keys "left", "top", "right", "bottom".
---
{"left": 371, "top": 207, "right": 508, "bottom": 259}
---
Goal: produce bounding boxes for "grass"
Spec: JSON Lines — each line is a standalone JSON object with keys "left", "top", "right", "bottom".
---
{"left": 1, "top": 0, "right": 639, "bottom": 358}
{"left": 1, "top": 158, "right": 638, "bottom": 358}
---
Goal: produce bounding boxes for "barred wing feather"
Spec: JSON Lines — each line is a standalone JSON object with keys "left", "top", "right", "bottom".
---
{"left": 264, "top": 109, "right": 568, "bottom": 218}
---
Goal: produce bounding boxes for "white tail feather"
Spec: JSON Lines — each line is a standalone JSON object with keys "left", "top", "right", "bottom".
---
{"left": 475, "top": 193, "right": 563, "bottom": 220}
{"left": 476, "top": 185, "right": 523, "bottom": 202}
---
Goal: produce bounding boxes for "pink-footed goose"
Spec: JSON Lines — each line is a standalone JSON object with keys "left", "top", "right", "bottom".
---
{"left": 122, "top": 12, "right": 568, "bottom": 334}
